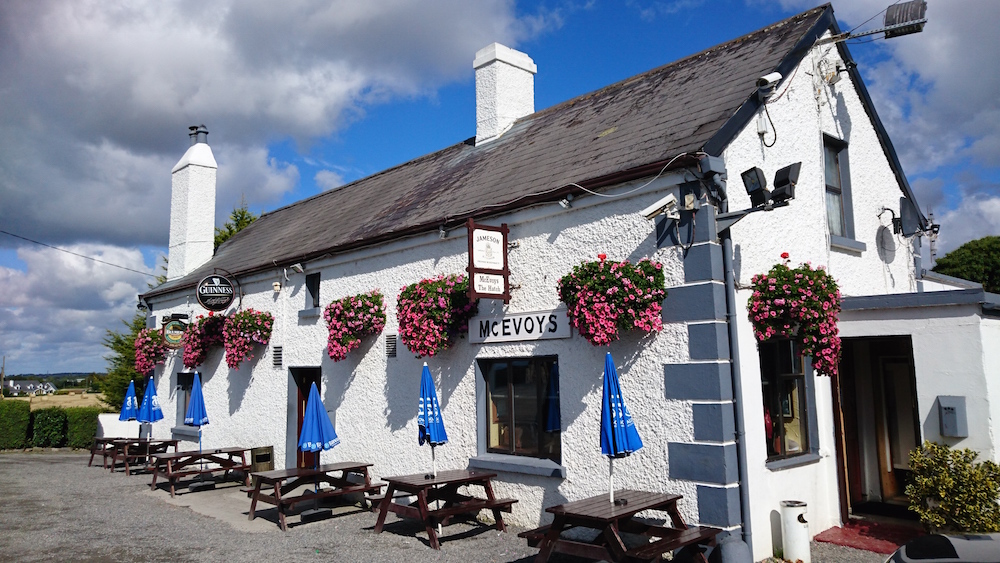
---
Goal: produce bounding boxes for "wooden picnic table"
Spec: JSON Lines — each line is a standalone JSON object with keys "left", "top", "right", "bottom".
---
{"left": 149, "top": 447, "right": 251, "bottom": 497}
{"left": 519, "top": 490, "right": 719, "bottom": 563}
{"left": 373, "top": 469, "right": 517, "bottom": 550}
{"left": 248, "top": 461, "right": 385, "bottom": 531}
{"left": 88, "top": 437, "right": 124, "bottom": 469}
{"left": 108, "top": 439, "right": 179, "bottom": 475}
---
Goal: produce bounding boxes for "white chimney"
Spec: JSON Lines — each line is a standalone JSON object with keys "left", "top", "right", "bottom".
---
{"left": 474, "top": 43, "right": 536, "bottom": 145}
{"left": 167, "top": 125, "right": 217, "bottom": 280}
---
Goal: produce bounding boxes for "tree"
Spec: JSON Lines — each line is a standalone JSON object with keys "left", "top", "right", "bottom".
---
{"left": 932, "top": 236, "right": 1000, "bottom": 293}
{"left": 100, "top": 313, "right": 147, "bottom": 410}
{"left": 214, "top": 196, "right": 258, "bottom": 250}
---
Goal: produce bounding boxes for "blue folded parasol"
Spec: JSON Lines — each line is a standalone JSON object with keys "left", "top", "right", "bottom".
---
{"left": 600, "top": 352, "right": 643, "bottom": 504}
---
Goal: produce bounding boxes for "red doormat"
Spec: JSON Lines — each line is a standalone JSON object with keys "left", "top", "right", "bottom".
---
{"left": 814, "top": 519, "right": 924, "bottom": 554}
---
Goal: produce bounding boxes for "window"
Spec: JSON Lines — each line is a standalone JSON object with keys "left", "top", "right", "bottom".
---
{"left": 305, "top": 273, "right": 320, "bottom": 309}
{"left": 760, "top": 340, "right": 810, "bottom": 460}
{"left": 824, "top": 142, "right": 846, "bottom": 237}
{"left": 823, "top": 136, "right": 859, "bottom": 247}
{"left": 479, "top": 356, "right": 561, "bottom": 463}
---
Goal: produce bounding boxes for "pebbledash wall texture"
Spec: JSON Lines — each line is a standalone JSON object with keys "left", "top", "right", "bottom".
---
{"left": 149, "top": 175, "right": 705, "bottom": 529}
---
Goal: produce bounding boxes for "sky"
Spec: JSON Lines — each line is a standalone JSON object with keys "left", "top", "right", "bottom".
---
{"left": 1, "top": 0, "right": 998, "bottom": 375}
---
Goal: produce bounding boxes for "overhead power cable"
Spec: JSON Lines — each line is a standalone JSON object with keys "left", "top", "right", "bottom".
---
{"left": 0, "top": 229, "right": 156, "bottom": 277}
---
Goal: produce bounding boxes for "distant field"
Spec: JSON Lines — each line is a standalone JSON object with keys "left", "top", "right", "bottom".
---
{"left": 6, "top": 393, "right": 108, "bottom": 411}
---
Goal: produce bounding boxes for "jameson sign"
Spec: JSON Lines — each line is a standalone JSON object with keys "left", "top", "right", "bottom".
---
{"left": 466, "top": 218, "right": 510, "bottom": 303}
{"left": 470, "top": 308, "right": 571, "bottom": 344}
{"left": 196, "top": 274, "right": 236, "bottom": 311}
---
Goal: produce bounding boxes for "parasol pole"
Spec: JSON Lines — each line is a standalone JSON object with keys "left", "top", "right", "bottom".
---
{"left": 432, "top": 444, "right": 442, "bottom": 535}
{"left": 609, "top": 458, "right": 615, "bottom": 505}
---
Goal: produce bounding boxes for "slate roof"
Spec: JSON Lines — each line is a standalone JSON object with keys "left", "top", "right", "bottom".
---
{"left": 145, "top": 5, "right": 844, "bottom": 299}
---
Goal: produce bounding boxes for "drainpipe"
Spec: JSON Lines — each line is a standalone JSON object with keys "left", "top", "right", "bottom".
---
{"left": 719, "top": 198, "right": 754, "bottom": 556}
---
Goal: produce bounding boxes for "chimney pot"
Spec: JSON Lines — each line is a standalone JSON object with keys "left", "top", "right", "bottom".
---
{"left": 188, "top": 124, "right": 209, "bottom": 146}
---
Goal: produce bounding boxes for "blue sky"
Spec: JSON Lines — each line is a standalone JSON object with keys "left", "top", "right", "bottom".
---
{"left": 2, "top": 0, "right": 998, "bottom": 374}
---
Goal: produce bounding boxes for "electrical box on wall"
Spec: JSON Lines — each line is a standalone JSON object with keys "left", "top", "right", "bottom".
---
{"left": 938, "top": 396, "right": 968, "bottom": 438}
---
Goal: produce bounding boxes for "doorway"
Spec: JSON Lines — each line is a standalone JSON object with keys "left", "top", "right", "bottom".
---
{"left": 290, "top": 367, "right": 321, "bottom": 469}
{"left": 835, "top": 337, "right": 920, "bottom": 520}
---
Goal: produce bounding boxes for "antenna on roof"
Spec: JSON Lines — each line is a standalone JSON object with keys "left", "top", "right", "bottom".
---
{"left": 816, "top": 0, "right": 927, "bottom": 45}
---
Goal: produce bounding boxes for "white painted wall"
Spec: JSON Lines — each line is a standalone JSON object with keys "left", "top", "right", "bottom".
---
{"left": 840, "top": 304, "right": 992, "bottom": 455}
{"left": 147, "top": 171, "right": 712, "bottom": 529}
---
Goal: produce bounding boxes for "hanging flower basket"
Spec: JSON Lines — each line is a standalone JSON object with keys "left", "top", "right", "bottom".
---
{"left": 323, "top": 290, "right": 387, "bottom": 362}
{"left": 134, "top": 328, "right": 167, "bottom": 374}
{"left": 182, "top": 312, "right": 226, "bottom": 369}
{"left": 748, "top": 253, "right": 842, "bottom": 377}
{"left": 557, "top": 255, "right": 666, "bottom": 346}
{"left": 397, "top": 274, "right": 478, "bottom": 358}
{"left": 222, "top": 308, "right": 274, "bottom": 369}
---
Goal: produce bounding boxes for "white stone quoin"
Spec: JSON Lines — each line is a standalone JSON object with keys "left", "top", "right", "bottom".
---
{"left": 474, "top": 43, "right": 536, "bottom": 145}
{"left": 167, "top": 125, "right": 217, "bottom": 280}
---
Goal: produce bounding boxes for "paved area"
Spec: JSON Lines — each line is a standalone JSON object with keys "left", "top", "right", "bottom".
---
{"left": 0, "top": 451, "right": 886, "bottom": 562}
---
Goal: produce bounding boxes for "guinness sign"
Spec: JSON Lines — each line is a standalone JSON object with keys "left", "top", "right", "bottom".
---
{"left": 196, "top": 275, "right": 236, "bottom": 311}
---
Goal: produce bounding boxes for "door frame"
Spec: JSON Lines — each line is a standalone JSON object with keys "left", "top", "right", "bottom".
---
{"left": 290, "top": 367, "right": 322, "bottom": 469}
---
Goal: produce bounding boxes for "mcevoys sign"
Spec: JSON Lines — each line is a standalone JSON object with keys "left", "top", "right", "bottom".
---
{"left": 196, "top": 274, "right": 236, "bottom": 311}
{"left": 469, "top": 308, "right": 571, "bottom": 344}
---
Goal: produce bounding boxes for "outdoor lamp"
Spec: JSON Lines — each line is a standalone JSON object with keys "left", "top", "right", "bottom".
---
{"left": 770, "top": 162, "right": 801, "bottom": 203}
{"left": 272, "top": 281, "right": 281, "bottom": 292}
{"left": 741, "top": 167, "right": 770, "bottom": 207}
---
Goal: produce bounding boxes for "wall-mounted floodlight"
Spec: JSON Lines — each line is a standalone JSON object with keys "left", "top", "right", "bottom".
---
{"left": 290, "top": 263, "right": 304, "bottom": 273}
{"left": 771, "top": 162, "right": 801, "bottom": 203}
{"left": 741, "top": 167, "right": 770, "bottom": 207}
{"left": 817, "top": 0, "right": 927, "bottom": 45}
{"left": 438, "top": 226, "right": 447, "bottom": 239}
{"left": 559, "top": 194, "right": 574, "bottom": 209}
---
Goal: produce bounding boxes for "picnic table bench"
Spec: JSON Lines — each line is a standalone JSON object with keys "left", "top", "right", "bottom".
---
{"left": 519, "top": 490, "right": 719, "bottom": 563}
{"left": 373, "top": 469, "right": 517, "bottom": 550}
{"left": 88, "top": 437, "right": 123, "bottom": 469}
{"left": 248, "top": 461, "right": 385, "bottom": 531}
{"left": 108, "top": 439, "right": 178, "bottom": 475}
{"left": 149, "top": 447, "right": 251, "bottom": 497}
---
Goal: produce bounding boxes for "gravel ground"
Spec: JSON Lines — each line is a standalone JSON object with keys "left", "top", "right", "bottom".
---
{"left": 0, "top": 451, "right": 887, "bottom": 563}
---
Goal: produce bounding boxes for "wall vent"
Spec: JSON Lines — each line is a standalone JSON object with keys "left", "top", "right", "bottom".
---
{"left": 385, "top": 334, "right": 397, "bottom": 358}
{"left": 272, "top": 345, "right": 283, "bottom": 368}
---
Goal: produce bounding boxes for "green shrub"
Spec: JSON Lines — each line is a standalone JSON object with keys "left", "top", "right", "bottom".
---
{"left": 0, "top": 400, "right": 31, "bottom": 449}
{"left": 906, "top": 440, "right": 1000, "bottom": 532}
{"left": 31, "top": 407, "right": 68, "bottom": 448}
{"left": 65, "top": 407, "right": 103, "bottom": 449}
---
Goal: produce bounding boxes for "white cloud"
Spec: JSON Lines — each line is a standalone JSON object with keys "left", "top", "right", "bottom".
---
{"left": 0, "top": 1, "right": 558, "bottom": 374}
{"left": 315, "top": 170, "right": 346, "bottom": 191}
{"left": 0, "top": 244, "right": 154, "bottom": 374}
{"left": 932, "top": 194, "right": 1000, "bottom": 255}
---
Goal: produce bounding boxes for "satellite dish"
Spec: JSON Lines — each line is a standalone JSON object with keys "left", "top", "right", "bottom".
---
{"left": 899, "top": 197, "right": 920, "bottom": 237}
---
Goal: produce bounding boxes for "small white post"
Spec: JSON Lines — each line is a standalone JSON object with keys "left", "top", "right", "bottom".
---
{"left": 609, "top": 458, "right": 615, "bottom": 504}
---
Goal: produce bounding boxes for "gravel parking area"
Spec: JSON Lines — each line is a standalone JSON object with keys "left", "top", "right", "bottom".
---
{"left": 0, "top": 451, "right": 885, "bottom": 563}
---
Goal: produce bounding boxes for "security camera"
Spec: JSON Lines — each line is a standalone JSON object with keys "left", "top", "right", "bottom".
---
{"left": 757, "top": 72, "right": 782, "bottom": 88}
{"left": 641, "top": 193, "right": 679, "bottom": 221}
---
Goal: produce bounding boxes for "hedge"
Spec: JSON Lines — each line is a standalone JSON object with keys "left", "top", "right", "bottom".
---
{"left": 65, "top": 407, "right": 103, "bottom": 449}
{"left": 31, "top": 407, "right": 68, "bottom": 448}
{"left": 0, "top": 400, "right": 31, "bottom": 449}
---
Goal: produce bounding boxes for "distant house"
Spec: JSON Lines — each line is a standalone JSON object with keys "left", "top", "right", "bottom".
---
{"left": 139, "top": 4, "right": 999, "bottom": 560}
{"left": 5, "top": 380, "right": 56, "bottom": 396}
